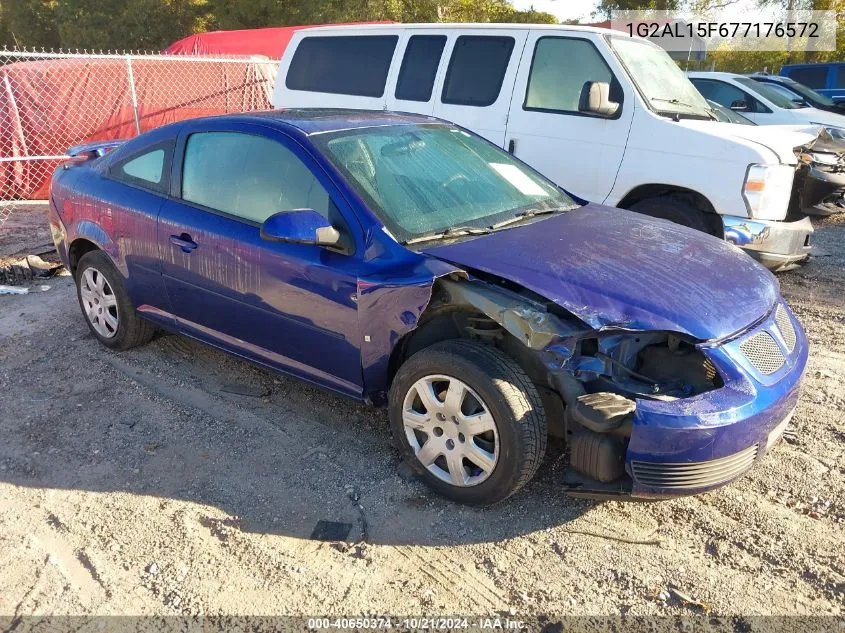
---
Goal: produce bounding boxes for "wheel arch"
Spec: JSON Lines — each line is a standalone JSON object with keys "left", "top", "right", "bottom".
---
{"left": 616, "top": 184, "right": 724, "bottom": 236}
{"left": 68, "top": 237, "right": 101, "bottom": 277}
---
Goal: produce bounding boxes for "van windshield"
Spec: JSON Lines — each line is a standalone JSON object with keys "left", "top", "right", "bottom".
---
{"left": 609, "top": 36, "right": 712, "bottom": 119}
{"left": 314, "top": 124, "right": 577, "bottom": 244}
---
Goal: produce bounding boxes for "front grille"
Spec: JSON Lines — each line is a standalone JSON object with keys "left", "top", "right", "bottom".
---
{"left": 631, "top": 445, "right": 758, "bottom": 489}
{"left": 740, "top": 331, "right": 785, "bottom": 375}
{"left": 775, "top": 305, "right": 797, "bottom": 353}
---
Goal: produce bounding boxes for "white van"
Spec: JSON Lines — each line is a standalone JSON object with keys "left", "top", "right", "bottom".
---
{"left": 272, "top": 24, "right": 814, "bottom": 270}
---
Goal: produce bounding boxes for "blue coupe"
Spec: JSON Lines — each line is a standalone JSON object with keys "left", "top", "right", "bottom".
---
{"left": 48, "top": 109, "right": 808, "bottom": 505}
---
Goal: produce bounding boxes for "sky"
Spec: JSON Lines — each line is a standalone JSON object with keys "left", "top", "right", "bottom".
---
{"left": 511, "top": 0, "right": 599, "bottom": 23}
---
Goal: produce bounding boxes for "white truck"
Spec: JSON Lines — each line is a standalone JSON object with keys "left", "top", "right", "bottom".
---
{"left": 271, "top": 23, "right": 817, "bottom": 270}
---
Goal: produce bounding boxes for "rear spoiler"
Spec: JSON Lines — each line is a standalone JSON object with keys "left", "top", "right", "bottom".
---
{"left": 66, "top": 140, "right": 126, "bottom": 160}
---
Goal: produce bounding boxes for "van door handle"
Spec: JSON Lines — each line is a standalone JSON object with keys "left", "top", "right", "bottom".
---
{"left": 169, "top": 233, "right": 198, "bottom": 253}
{"left": 507, "top": 139, "right": 516, "bottom": 154}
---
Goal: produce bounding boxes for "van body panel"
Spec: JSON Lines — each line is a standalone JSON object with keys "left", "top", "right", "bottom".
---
{"left": 504, "top": 30, "right": 636, "bottom": 203}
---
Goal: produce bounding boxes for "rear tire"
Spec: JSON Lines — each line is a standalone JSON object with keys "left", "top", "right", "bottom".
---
{"left": 388, "top": 340, "right": 546, "bottom": 506}
{"left": 629, "top": 194, "right": 721, "bottom": 236}
{"left": 75, "top": 250, "right": 155, "bottom": 351}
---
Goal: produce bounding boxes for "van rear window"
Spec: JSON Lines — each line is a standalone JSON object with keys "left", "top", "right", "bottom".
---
{"left": 441, "top": 36, "right": 515, "bottom": 107}
{"left": 286, "top": 35, "right": 399, "bottom": 98}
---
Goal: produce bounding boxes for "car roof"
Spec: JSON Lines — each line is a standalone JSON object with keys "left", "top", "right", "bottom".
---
{"left": 203, "top": 108, "right": 444, "bottom": 135}
{"left": 299, "top": 22, "right": 620, "bottom": 37}
{"left": 687, "top": 71, "right": 743, "bottom": 79}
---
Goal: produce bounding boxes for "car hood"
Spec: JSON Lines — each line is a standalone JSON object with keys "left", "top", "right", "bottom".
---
{"left": 423, "top": 204, "right": 778, "bottom": 341}
{"left": 678, "top": 119, "right": 819, "bottom": 164}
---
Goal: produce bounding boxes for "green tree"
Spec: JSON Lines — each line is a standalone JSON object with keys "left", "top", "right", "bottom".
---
{"left": 2, "top": 0, "right": 60, "bottom": 48}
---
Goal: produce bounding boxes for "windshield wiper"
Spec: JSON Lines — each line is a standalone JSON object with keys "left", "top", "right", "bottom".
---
{"left": 402, "top": 225, "right": 493, "bottom": 246}
{"left": 651, "top": 97, "right": 698, "bottom": 109}
{"left": 490, "top": 206, "right": 571, "bottom": 230}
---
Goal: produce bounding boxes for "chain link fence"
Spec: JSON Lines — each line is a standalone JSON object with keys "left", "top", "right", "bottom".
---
{"left": 0, "top": 48, "right": 279, "bottom": 226}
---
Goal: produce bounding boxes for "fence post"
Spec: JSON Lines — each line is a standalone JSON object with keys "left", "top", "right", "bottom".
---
{"left": 125, "top": 56, "right": 142, "bottom": 135}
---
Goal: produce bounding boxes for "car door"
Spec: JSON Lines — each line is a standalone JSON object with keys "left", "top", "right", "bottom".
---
{"left": 504, "top": 32, "right": 634, "bottom": 204}
{"left": 157, "top": 121, "right": 364, "bottom": 397}
{"left": 433, "top": 30, "right": 527, "bottom": 145}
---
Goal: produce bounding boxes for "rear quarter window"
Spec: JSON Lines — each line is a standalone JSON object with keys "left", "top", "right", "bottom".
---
{"left": 108, "top": 141, "right": 172, "bottom": 194}
{"left": 286, "top": 35, "right": 399, "bottom": 98}
{"left": 441, "top": 36, "right": 515, "bottom": 107}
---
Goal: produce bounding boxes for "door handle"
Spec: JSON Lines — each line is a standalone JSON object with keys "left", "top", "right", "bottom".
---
{"left": 507, "top": 138, "right": 516, "bottom": 154}
{"left": 169, "top": 233, "right": 198, "bottom": 253}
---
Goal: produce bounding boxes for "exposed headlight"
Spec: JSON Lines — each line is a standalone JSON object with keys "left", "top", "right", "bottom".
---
{"left": 814, "top": 124, "right": 845, "bottom": 141}
{"left": 799, "top": 151, "right": 839, "bottom": 166}
{"left": 742, "top": 164, "right": 794, "bottom": 221}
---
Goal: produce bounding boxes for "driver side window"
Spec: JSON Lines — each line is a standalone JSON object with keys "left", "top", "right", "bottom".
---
{"left": 181, "top": 132, "right": 331, "bottom": 224}
{"left": 692, "top": 80, "right": 766, "bottom": 113}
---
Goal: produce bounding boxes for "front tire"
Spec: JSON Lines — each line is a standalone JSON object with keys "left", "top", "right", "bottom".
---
{"left": 388, "top": 340, "right": 547, "bottom": 505}
{"left": 75, "top": 250, "right": 155, "bottom": 351}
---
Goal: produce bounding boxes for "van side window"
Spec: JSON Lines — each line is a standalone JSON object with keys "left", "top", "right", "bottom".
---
{"left": 524, "top": 38, "right": 615, "bottom": 114}
{"left": 441, "top": 36, "right": 515, "bottom": 107}
{"left": 286, "top": 35, "right": 399, "bottom": 98}
{"left": 788, "top": 66, "right": 828, "bottom": 90}
{"left": 395, "top": 35, "right": 447, "bottom": 102}
{"left": 835, "top": 68, "right": 845, "bottom": 89}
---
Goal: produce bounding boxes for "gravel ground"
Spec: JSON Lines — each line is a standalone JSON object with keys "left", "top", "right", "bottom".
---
{"left": 0, "top": 208, "right": 843, "bottom": 625}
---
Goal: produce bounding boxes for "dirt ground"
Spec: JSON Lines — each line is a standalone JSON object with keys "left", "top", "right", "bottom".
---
{"left": 0, "top": 206, "right": 843, "bottom": 625}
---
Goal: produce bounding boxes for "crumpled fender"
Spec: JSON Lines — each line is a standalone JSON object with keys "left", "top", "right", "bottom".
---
{"left": 358, "top": 258, "right": 465, "bottom": 400}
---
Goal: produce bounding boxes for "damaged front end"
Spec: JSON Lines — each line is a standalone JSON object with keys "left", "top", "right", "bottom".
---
{"left": 792, "top": 128, "right": 845, "bottom": 215}
{"left": 433, "top": 275, "right": 806, "bottom": 499}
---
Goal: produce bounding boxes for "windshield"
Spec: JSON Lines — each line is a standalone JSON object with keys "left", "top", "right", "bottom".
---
{"left": 314, "top": 124, "right": 576, "bottom": 244}
{"left": 775, "top": 76, "right": 836, "bottom": 107}
{"left": 707, "top": 99, "right": 755, "bottom": 125}
{"left": 609, "top": 36, "right": 711, "bottom": 119}
{"left": 737, "top": 77, "right": 802, "bottom": 109}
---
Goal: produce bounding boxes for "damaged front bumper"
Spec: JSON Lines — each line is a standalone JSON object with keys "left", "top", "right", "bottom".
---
{"left": 624, "top": 303, "right": 808, "bottom": 499}
{"left": 722, "top": 215, "right": 812, "bottom": 272}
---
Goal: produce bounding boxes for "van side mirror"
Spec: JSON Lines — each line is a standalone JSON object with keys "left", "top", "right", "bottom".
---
{"left": 260, "top": 209, "right": 341, "bottom": 248}
{"left": 730, "top": 99, "right": 749, "bottom": 111}
{"left": 578, "top": 81, "right": 619, "bottom": 117}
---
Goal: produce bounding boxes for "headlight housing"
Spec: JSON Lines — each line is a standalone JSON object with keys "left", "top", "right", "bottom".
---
{"left": 742, "top": 164, "right": 794, "bottom": 221}
{"left": 815, "top": 124, "right": 845, "bottom": 141}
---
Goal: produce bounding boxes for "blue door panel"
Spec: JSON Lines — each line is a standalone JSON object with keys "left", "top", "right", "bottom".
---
{"left": 157, "top": 200, "right": 363, "bottom": 396}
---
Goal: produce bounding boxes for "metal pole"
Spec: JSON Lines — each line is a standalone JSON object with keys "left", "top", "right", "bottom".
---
{"left": 125, "top": 56, "right": 142, "bottom": 136}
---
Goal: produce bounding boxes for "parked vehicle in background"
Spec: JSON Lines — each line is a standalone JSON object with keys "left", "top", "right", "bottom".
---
{"left": 273, "top": 24, "right": 814, "bottom": 271}
{"left": 688, "top": 71, "right": 845, "bottom": 136}
{"left": 751, "top": 73, "right": 845, "bottom": 115}
{"left": 49, "top": 110, "right": 808, "bottom": 505}
{"left": 704, "top": 99, "right": 845, "bottom": 217}
{"left": 780, "top": 62, "right": 845, "bottom": 103}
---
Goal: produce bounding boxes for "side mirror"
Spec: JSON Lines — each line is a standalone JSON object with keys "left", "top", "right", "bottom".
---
{"left": 730, "top": 99, "right": 749, "bottom": 111}
{"left": 260, "top": 209, "right": 341, "bottom": 248}
{"left": 578, "top": 81, "right": 619, "bottom": 117}
{"left": 791, "top": 97, "right": 806, "bottom": 105}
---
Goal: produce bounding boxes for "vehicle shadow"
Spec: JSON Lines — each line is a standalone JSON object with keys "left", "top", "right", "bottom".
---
{"left": 0, "top": 297, "right": 596, "bottom": 547}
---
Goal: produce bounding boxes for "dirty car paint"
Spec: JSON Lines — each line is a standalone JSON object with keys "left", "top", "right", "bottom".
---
{"left": 423, "top": 204, "right": 779, "bottom": 342}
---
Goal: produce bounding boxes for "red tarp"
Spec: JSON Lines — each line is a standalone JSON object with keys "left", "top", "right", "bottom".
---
{"left": 164, "top": 22, "right": 393, "bottom": 59}
{"left": 0, "top": 56, "right": 275, "bottom": 200}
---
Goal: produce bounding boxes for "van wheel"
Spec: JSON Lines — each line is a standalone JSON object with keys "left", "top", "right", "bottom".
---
{"left": 75, "top": 250, "right": 155, "bottom": 351}
{"left": 629, "top": 194, "right": 721, "bottom": 236}
{"left": 388, "top": 340, "right": 546, "bottom": 506}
